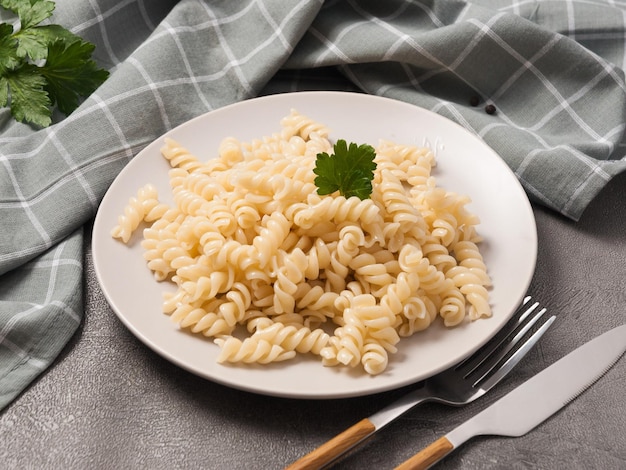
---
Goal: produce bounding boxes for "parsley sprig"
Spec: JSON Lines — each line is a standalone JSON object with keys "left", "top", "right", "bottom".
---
{"left": 313, "top": 139, "right": 377, "bottom": 200}
{"left": 0, "top": 0, "right": 109, "bottom": 127}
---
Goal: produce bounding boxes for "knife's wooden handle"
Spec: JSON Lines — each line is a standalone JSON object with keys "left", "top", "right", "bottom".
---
{"left": 394, "top": 436, "right": 455, "bottom": 470}
{"left": 285, "top": 418, "right": 376, "bottom": 470}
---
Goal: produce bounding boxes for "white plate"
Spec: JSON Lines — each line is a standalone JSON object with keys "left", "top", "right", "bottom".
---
{"left": 92, "top": 91, "right": 537, "bottom": 399}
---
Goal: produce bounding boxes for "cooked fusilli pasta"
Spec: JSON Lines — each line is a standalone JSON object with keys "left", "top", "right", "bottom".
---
{"left": 112, "top": 109, "right": 492, "bottom": 375}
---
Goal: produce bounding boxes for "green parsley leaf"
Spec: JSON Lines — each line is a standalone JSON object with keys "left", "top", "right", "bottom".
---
{"left": 313, "top": 139, "right": 377, "bottom": 200}
{"left": 3, "top": 64, "right": 52, "bottom": 127}
{"left": 41, "top": 39, "right": 109, "bottom": 115}
{"left": 0, "top": 23, "right": 19, "bottom": 74}
{"left": 15, "top": 24, "right": 80, "bottom": 60}
{"left": 0, "top": 0, "right": 55, "bottom": 29}
{"left": 0, "top": 77, "right": 9, "bottom": 107}
{"left": 0, "top": 0, "right": 109, "bottom": 127}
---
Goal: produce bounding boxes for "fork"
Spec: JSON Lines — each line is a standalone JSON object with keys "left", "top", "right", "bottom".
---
{"left": 285, "top": 296, "right": 554, "bottom": 470}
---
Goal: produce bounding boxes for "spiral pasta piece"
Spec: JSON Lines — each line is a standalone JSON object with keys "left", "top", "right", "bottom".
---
{"left": 161, "top": 138, "right": 205, "bottom": 172}
{"left": 294, "top": 195, "right": 382, "bottom": 230}
{"left": 215, "top": 337, "right": 295, "bottom": 364}
{"left": 251, "top": 322, "right": 330, "bottom": 355}
{"left": 280, "top": 108, "right": 330, "bottom": 140}
{"left": 110, "top": 184, "right": 161, "bottom": 243}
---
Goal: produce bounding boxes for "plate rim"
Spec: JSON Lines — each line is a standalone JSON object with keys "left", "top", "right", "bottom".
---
{"left": 92, "top": 90, "right": 537, "bottom": 399}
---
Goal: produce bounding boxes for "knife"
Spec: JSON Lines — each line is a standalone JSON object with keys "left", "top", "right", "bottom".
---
{"left": 395, "top": 323, "right": 626, "bottom": 470}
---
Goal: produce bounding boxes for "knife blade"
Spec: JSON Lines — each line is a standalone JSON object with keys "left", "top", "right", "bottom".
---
{"left": 395, "top": 323, "right": 626, "bottom": 470}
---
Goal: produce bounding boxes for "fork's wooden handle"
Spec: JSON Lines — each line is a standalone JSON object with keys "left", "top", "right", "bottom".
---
{"left": 285, "top": 418, "right": 376, "bottom": 470}
{"left": 394, "top": 436, "right": 455, "bottom": 470}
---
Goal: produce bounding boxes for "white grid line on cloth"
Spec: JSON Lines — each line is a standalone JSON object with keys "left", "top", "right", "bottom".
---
{"left": 339, "top": 64, "right": 368, "bottom": 91}
{"left": 431, "top": 100, "right": 479, "bottom": 135}
{"left": 466, "top": 18, "right": 611, "bottom": 144}
{"left": 0, "top": 304, "right": 43, "bottom": 344}
{"left": 475, "top": 103, "right": 614, "bottom": 168}
{"left": 318, "top": 1, "right": 411, "bottom": 65}
{"left": 398, "top": 62, "right": 426, "bottom": 92}
{"left": 140, "top": 0, "right": 257, "bottom": 44}
{"left": 0, "top": 302, "right": 50, "bottom": 363}
{"left": 449, "top": 14, "right": 503, "bottom": 71}
{"left": 453, "top": 1, "right": 473, "bottom": 22}
{"left": 562, "top": 168, "right": 611, "bottom": 215}
{"left": 348, "top": 0, "right": 446, "bottom": 29}
{"left": 43, "top": 242, "right": 65, "bottom": 305}
{"left": 622, "top": 8, "right": 626, "bottom": 68}
{"left": 257, "top": 0, "right": 292, "bottom": 51}
{"left": 127, "top": 58, "right": 172, "bottom": 131}
{"left": 0, "top": 296, "right": 79, "bottom": 374}
{"left": 0, "top": 337, "right": 47, "bottom": 371}
{"left": 370, "top": 21, "right": 438, "bottom": 63}
{"left": 0, "top": 134, "right": 55, "bottom": 157}
{"left": 517, "top": 144, "right": 612, "bottom": 179}
{"left": 137, "top": 0, "right": 157, "bottom": 31}
{"left": 477, "top": 121, "right": 508, "bottom": 140}
{"left": 134, "top": 12, "right": 253, "bottom": 57}
{"left": 405, "top": 0, "right": 446, "bottom": 27}
{"left": 231, "top": 1, "right": 313, "bottom": 67}
{"left": 71, "top": 0, "right": 139, "bottom": 35}
{"left": 489, "top": 35, "right": 560, "bottom": 103}
{"left": 0, "top": 243, "right": 81, "bottom": 326}
{"left": 347, "top": 0, "right": 449, "bottom": 67}
{"left": 314, "top": 23, "right": 366, "bottom": 65}
{"left": 0, "top": 135, "right": 25, "bottom": 144}
{"left": 161, "top": 19, "right": 216, "bottom": 112}
{"left": 309, "top": 26, "right": 355, "bottom": 63}
{"left": 197, "top": 2, "right": 255, "bottom": 95}
{"left": 584, "top": 48, "right": 626, "bottom": 93}
{"left": 383, "top": 32, "right": 412, "bottom": 61}
{"left": 604, "top": 122, "right": 626, "bottom": 144}
{"left": 86, "top": 0, "right": 122, "bottom": 66}
{"left": 91, "top": 92, "right": 138, "bottom": 162}
{"left": 51, "top": 300, "right": 82, "bottom": 325}
{"left": 384, "top": 1, "right": 413, "bottom": 22}
{"left": 566, "top": 0, "right": 576, "bottom": 41}
{"left": 32, "top": 258, "right": 83, "bottom": 270}
{"left": 478, "top": 117, "right": 613, "bottom": 181}
{"left": 0, "top": 158, "right": 51, "bottom": 247}
{"left": 530, "top": 67, "right": 617, "bottom": 153}
{"left": 380, "top": 1, "right": 467, "bottom": 61}
{"left": 510, "top": 1, "right": 522, "bottom": 16}
{"left": 0, "top": 243, "right": 46, "bottom": 264}
{"left": 46, "top": 128, "right": 98, "bottom": 211}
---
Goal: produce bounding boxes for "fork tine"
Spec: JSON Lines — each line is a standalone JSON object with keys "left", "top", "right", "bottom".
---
{"left": 478, "top": 314, "right": 556, "bottom": 390}
{"left": 454, "top": 296, "right": 541, "bottom": 376}
{"left": 462, "top": 300, "right": 548, "bottom": 382}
